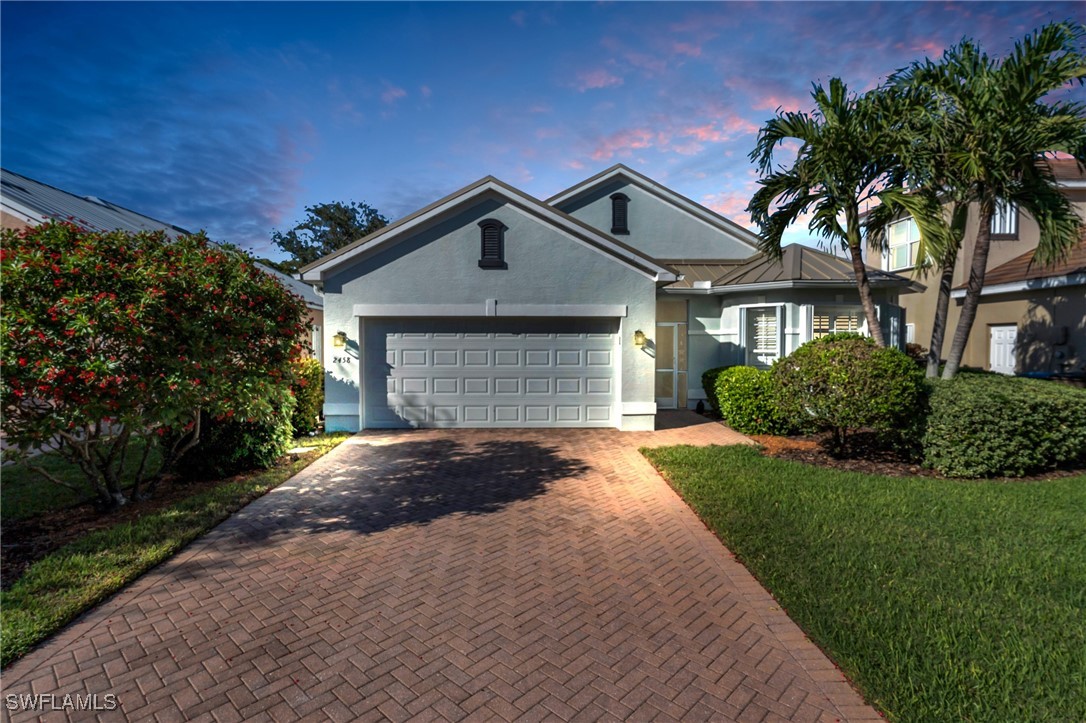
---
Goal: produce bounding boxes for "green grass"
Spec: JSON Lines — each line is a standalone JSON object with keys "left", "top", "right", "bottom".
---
{"left": 642, "top": 444, "right": 1086, "bottom": 723}
{"left": 0, "top": 433, "right": 349, "bottom": 667}
{"left": 1, "top": 439, "right": 164, "bottom": 521}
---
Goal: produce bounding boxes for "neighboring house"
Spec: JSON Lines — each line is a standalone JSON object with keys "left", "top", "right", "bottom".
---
{"left": 870, "top": 158, "right": 1086, "bottom": 375}
{"left": 300, "top": 164, "right": 919, "bottom": 431}
{"left": 0, "top": 168, "right": 326, "bottom": 365}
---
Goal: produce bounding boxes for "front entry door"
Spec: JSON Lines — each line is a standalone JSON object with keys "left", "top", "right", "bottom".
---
{"left": 655, "top": 323, "right": 687, "bottom": 409}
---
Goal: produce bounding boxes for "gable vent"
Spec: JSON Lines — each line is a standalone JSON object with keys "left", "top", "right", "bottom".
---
{"left": 610, "top": 193, "right": 630, "bottom": 235}
{"left": 478, "top": 218, "right": 507, "bottom": 269}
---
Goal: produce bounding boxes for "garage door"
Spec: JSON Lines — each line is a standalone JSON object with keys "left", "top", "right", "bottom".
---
{"left": 363, "top": 318, "right": 619, "bottom": 428}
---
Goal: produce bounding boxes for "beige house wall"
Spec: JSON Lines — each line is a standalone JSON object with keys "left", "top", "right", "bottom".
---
{"left": 883, "top": 191, "right": 1086, "bottom": 369}
{"left": 2, "top": 210, "right": 33, "bottom": 232}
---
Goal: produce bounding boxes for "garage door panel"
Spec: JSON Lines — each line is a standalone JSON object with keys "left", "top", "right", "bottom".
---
{"left": 364, "top": 318, "right": 617, "bottom": 428}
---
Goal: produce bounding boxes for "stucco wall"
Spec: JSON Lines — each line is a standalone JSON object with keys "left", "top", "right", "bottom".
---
{"left": 320, "top": 194, "right": 658, "bottom": 431}
{"left": 556, "top": 179, "right": 755, "bottom": 260}
{"left": 1, "top": 210, "right": 33, "bottom": 232}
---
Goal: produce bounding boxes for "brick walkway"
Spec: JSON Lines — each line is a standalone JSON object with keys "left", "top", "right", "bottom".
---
{"left": 2, "top": 412, "right": 879, "bottom": 722}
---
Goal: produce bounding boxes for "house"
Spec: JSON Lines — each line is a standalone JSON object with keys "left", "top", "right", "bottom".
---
{"left": 300, "top": 165, "right": 919, "bottom": 431}
{"left": 0, "top": 168, "right": 326, "bottom": 365}
{"left": 870, "top": 158, "right": 1086, "bottom": 375}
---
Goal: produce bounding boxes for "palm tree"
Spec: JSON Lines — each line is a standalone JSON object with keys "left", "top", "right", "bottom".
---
{"left": 748, "top": 79, "right": 911, "bottom": 347}
{"left": 891, "top": 22, "right": 1086, "bottom": 378}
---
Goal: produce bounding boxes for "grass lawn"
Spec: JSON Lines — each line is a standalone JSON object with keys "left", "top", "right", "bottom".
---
{"left": 642, "top": 444, "right": 1086, "bottom": 723}
{"left": 1, "top": 439, "right": 163, "bottom": 521}
{"left": 0, "top": 433, "right": 350, "bottom": 668}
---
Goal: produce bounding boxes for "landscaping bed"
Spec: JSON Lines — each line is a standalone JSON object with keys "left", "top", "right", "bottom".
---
{"left": 0, "top": 433, "right": 349, "bottom": 667}
{"left": 643, "top": 443, "right": 1086, "bottom": 722}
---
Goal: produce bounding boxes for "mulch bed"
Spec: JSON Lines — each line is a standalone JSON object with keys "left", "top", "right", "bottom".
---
{"left": 0, "top": 451, "right": 317, "bottom": 590}
{"left": 746, "top": 430, "right": 1086, "bottom": 482}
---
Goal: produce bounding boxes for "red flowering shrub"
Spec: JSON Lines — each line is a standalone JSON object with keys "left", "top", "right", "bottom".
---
{"left": 0, "top": 221, "right": 311, "bottom": 508}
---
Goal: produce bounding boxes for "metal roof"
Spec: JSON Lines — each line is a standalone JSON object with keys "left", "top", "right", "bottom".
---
{"left": 660, "top": 260, "right": 745, "bottom": 289}
{"left": 713, "top": 244, "right": 921, "bottom": 291}
{"left": 1, "top": 168, "right": 322, "bottom": 310}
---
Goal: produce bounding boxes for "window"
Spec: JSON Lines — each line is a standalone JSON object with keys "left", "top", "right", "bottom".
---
{"left": 887, "top": 217, "right": 919, "bottom": 270}
{"left": 991, "top": 199, "right": 1018, "bottom": 238}
{"left": 905, "top": 323, "right": 916, "bottom": 345}
{"left": 812, "top": 307, "right": 863, "bottom": 339}
{"left": 745, "top": 307, "right": 780, "bottom": 368}
{"left": 610, "top": 193, "right": 630, "bottom": 234}
{"left": 478, "top": 219, "right": 507, "bottom": 268}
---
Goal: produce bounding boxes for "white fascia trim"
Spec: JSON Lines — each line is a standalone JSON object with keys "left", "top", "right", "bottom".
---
{"left": 949, "top": 272, "right": 1086, "bottom": 299}
{"left": 1059, "top": 180, "right": 1086, "bottom": 189}
{"left": 622, "top": 401, "right": 657, "bottom": 415}
{"left": 353, "top": 303, "right": 628, "bottom": 318}
{"left": 550, "top": 168, "right": 760, "bottom": 251}
{"left": 496, "top": 303, "right": 627, "bottom": 317}
{"left": 1, "top": 198, "right": 44, "bottom": 225}
{"left": 660, "top": 287, "right": 714, "bottom": 295}
{"left": 303, "top": 180, "right": 676, "bottom": 283}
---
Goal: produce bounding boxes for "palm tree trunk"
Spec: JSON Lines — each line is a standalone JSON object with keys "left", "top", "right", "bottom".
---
{"left": 846, "top": 212, "right": 886, "bottom": 347}
{"left": 942, "top": 205, "right": 994, "bottom": 378}
{"left": 926, "top": 263, "right": 955, "bottom": 377}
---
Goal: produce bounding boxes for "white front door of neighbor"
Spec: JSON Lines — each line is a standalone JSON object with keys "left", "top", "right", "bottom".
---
{"left": 363, "top": 318, "right": 618, "bottom": 428}
{"left": 989, "top": 324, "right": 1018, "bottom": 375}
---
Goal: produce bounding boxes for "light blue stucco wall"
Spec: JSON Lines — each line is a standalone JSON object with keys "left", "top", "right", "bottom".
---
{"left": 556, "top": 179, "right": 756, "bottom": 260}
{"left": 674, "top": 287, "right": 907, "bottom": 406}
{"left": 319, "top": 193, "right": 658, "bottom": 431}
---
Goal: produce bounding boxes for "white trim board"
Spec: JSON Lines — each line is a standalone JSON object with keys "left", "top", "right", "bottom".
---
{"left": 950, "top": 273, "right": 1086, "bottom": 298}
{"left": 352, "top": 303, "right": 628, "bottom": 318}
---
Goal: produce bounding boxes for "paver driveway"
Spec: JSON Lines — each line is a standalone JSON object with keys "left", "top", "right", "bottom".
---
{"left": 3, "top": 412, "right": 879, "bottom": 722}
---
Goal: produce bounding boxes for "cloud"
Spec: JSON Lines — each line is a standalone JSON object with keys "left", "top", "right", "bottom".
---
{"left": 672, "top": 42, "right": 701, "bottom": 58}
{"left": 419, "top": 84, "right": 432, "bottom": 99}
{"left": 590, "top": 128, "right": 658, "bottom": 160}
{"left": 380, "top": 83, "right": 407, "bottom": 105}
{"left": 573, "top": 68, "right": 624, "bottom": 92}
{"left": 510, "top": 10, "right": 526, "bottom": 28}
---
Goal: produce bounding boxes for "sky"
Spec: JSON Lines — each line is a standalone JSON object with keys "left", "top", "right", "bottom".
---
{"left": 2, "top": 1, "right": 1083, "bottom": 260}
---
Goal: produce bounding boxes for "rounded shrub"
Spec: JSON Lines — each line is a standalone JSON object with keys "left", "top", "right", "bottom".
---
{"left": 290, "top": 356, "right": 324, "bottom": 436}
{"left": 771, "top": 333, "right": 926, "bottom": 454}
{"left": 923, "top": 375, "right": 1086, "bottom": 478}
{"left": 176, "top": 409, "right": 294, "bottom": 480}
{"left": 701, "top": 366, "right": 733, "bottom": 411}
{"left": 714, "top": 366, "right": 791, "bottom": 435}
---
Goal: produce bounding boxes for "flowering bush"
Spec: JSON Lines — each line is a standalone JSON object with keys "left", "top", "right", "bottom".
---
{"left": 0, "top": 221, "right": 311, "bottom": 508}
{"left": 289, "top": 356, "right": 324, "bottom": 436}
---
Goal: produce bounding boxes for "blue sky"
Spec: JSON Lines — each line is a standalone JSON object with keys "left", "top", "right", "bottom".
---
{"left": 2, "top": 1, "right": 1082, "bottom": 259}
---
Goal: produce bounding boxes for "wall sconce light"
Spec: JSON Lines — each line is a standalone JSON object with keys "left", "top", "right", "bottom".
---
{"left": 633, "top": 329, "right": 646, "bottom": 348}
{"left": 333, "top": 331, "right": 348, "bottom": 348}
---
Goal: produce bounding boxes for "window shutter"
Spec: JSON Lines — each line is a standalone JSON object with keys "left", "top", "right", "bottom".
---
{"left": 752, "top": 310, "right": 778, "bottom": 354}
{"left": 482, "top": 223, "right": 500, "bottom": 258}
{"left": 478, "top": 219, "right": 506, "bottom": 268}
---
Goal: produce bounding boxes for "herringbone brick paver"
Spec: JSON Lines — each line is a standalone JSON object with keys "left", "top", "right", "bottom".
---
{"left": 2, "top": 412, "right": 880, "bottom": 721}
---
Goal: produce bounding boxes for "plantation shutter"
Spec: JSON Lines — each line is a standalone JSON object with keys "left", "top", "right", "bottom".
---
{"left": 752, "top": 309, "right": 777, "bottom": 355}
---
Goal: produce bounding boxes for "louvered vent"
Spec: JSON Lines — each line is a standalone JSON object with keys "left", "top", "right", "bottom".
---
{"left": 478, "top": 219, "right": 506, "bottom": 268}
{"left": 610, "top": 193, "right": 629, "bottom": 234}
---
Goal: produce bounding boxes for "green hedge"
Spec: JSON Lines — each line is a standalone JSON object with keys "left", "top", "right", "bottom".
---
{"left": 701, "top": 366, "right": 732, "bottom": 411}
{"left": 772, "top": 333, "right": 926, "bottom": 454}
{"left": 175, "top": 411, "right": 294, "bottom": 480}
{"left": 714, "top": 366, "right": 791, "bottom": 435}
{"left": 290, "top": 356, "right": 324, "bottom": 436}
{"left": 923, "top": 375, "right": 1086, "bottom": 478}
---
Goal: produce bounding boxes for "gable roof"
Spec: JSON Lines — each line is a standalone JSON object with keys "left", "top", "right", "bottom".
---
{"left": 951, "top": 234, "right": 1086, "bottom": 297}
{"left": 1, "top": 168, "right": 323, "bottom": 310}
{"left": 298, "top": 175, "right": 680, "bottom": 283}
{"left": 710, "top": 244, "right": 924, "bottom": 293}
{"left": 546, "top": 164, "right": 760, "bottom": 252}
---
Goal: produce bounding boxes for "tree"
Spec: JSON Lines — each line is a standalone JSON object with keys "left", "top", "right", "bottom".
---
{"left": 271, "top": 200, "right": 388, "bottom": 274}
{"left": 1, "top": 222, "right": 311, "bottom": 509}
{"left": 748, "top": 80, "right": 913, "bottom": 347}
{"left": 891, "top": 22, "right": 1086, "bottom": 378}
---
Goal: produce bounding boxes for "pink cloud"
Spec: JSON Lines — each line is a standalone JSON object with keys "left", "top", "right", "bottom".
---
{"left": 590, "top": 128, "right": 656, "bottom": 160}
{"left": 751, "top": 94, "right": 805, "bottom": 114}
{"left": 510, "top": 10, "right": 526, "bottom": 28}
{"left": 564, "top": 159, "right": 586, "bottom": 170}
{"left": 380, "top": 84, "right": 407, "bottom": 105}
{"left": 419, "top": 85, "right": 432, "bottom": 99}
{"left": 702, "top": 192, "right": 755, "bottom": 226}
{"left": 673, "top": 42, "right": 702, "bottom": 58}
{"left": 573, "top": 68, "right": 624, "bottom": 92}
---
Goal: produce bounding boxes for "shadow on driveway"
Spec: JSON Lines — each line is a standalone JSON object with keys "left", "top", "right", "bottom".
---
{"left": 233, "top": 436, "right": 592, "bottom": 543}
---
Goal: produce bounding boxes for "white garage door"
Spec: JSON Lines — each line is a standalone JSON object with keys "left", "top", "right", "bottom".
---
{"left": 363, "top": 318, "right": 619, "bottom": 428}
